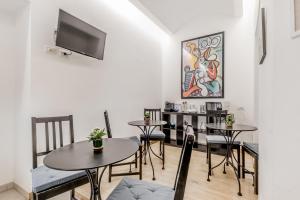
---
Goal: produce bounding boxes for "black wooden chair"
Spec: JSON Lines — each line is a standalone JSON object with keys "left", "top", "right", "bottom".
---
{"left": 107, "top": 127, "right": 195, "bottom": 200}
{"left": 104, "top": 111, "right": 143, "bottom": 182}
{"left": 141, "top": 108, "right": 166, "bottom": 169}
{"left": 31, "top": 115, "right": 93, "bottom": 200}
{"left": 206, "top": 102, "right": 223, "bottom": 111}
{"left": 206, "top": 109, "right": 241, "bottom": 179}
{"left": 242, "top": 142, "right": 259, "bottom": 194}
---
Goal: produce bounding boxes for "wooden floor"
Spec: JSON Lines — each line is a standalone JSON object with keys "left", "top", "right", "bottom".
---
{"left": 75, "top": 142, "right": 258, "bottom": 200}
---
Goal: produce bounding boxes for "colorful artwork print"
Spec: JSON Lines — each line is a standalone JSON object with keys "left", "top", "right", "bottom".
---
{"left": 181, "top": 32, "right": 224, "bottom": 98}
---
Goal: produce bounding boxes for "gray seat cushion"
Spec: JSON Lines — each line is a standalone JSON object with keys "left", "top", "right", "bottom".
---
{"left": 206, "top": 135, "right": 240, "bottom": 145}
{"left": 244, "top": 142, "right": 258, "bottom": 154}
{"left": 32, "top": 165, "right": 88, "bottom": 193}
{"left": 107, "top": 177, "right": 175, "bottom": 200}
{"left": 140, "top": 131, "right": 165, "bottom": 140}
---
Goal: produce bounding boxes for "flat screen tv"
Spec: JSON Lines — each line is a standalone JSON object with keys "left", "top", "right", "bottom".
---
{"left": 56, "top": 9, "right": 107, "bottom": 60}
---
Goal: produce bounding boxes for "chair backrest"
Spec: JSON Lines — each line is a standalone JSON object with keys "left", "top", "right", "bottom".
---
{"left": 205, "top": 102, "right": 222, "bottom": 112}
{"left": 173, "top": 126, "right": 195, "bottom": 200}
{"left": 206, "top": 110, "right": 227, "bottom": 135}
{"left": 206, "top": 110, "right": 227, "bottom": 124}
{"left": 31, "top": 115, "right": 74, "bottom": 169}
{"left": 144, "top": 108, "right": 162, "bottom": 130}
{"left": 144, "top": 108, "right": 162, "bottom": 120}
{"left": 104, "top": 110, "right": 112, "bottom": 138}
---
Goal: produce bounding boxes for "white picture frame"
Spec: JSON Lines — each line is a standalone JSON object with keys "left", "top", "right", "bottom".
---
{"left": 291, "top": 0, "right": 300, "bottom": 38}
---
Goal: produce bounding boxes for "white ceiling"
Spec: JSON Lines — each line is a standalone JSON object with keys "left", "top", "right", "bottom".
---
{"left": 130, "top": 0, "right": 243, "bottom": 33}
{"left": 0, "top": 0, "right": 29, "bottom": 14}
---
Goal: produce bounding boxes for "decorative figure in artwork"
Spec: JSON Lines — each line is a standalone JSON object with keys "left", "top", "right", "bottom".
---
{"left": 186, "top": 42, "right": 200, "bottom": 70}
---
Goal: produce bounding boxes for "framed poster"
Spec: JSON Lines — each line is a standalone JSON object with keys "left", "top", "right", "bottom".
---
{"left": 181, "top": 32, "right": 224, "bottom": 99}
{"left": 291, "top": 0, "right": 300, "bottom": 38}
{"left": 256, "top": 7, "right": 267, "bottom": 65}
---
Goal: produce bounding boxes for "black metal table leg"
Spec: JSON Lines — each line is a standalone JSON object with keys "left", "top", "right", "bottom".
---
{"left": 86, "top": 169, "right": 97, "bottom": 200}
{"left": 207, "top": 130, "right": 243, "bottom": 196}
{"left": 137, "top": 125, "right": 160, "bottom": 180}
{"left": 85, "top": 166, "right": 107, "bottom": 200}
{"left": 224, "top": 130, "right": 242, "bottom": 196}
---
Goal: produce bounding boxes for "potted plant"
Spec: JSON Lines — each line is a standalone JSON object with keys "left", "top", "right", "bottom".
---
{"left": 88, "top": 128, "right": 106, "bottom": 152}
{"left": 225, "top": 113, "right": 235, "bottom": 128}
{"left": 144, "top": 112, "right": 151, "bottom": 124}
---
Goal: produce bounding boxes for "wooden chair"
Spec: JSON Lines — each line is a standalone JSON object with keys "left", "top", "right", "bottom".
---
{"left": 104, "top": 111, "right": 143, "bottom": 182}
{"left": 31, "top": 115, "right": 93, "bottom": 200}
{"left": 242, "top": 142, "right": 259, "bottom": 194}
{"left": 206, "top": 110, "right": 241, "bottom": 179}
{"left": 106, "top": 127, "right": 195, "bottom": 200}
{"left": 141, "top": 108, "right": 166, "bottom": 169}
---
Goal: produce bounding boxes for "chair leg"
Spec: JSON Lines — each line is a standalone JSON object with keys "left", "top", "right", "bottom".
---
{"left": 223, "top": 143, "right": 228, "bottom": 174}
{"left": 162, "top": 140, "right": 165, "bottom": 170}
{"left": 207, "top": 144, "right": 211, "bottom": 181}
{"left": 108, "top": 165, "right": 112, "bottom": 182}
{"left": 226, "top": 146, "right": 229, "bottom": 166}
{"left": 135, "top": 152, "right": 138, "bottom": 168}
{"left": 139, "top": 145, "right": 143, "bottom": 180}
{"left": 129, "top": 163, "right": 132, "bottom": 173}
{"left": 206, "top": 144, "right": 209, "bottom": 164}
{"left": 237, "top": 147, "right": 241, "bottom": 179}
{"left": 242, "top": 147, "right": 245, "bottom": 179}
{"left": 254, "top": 157, "right": 259, "bottom": 194}
{"left": 160, "top": 141, "right": 162, "bottom": 156}
{"left": 70, "top": 189, "right": 76, "bottom": 200}
{"left": 143, "top": 140, "right": 147, "bottom": 165}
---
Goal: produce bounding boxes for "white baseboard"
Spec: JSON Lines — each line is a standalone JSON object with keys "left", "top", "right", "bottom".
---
{"left": 13, "top": 182, "right": 31, "bottom": 200}
{"left": 0, "top": 182, "right": 86, "bottom": 200}
{"left": 0, "top": 182, "right": 14, "bottom": 193}
{"left": 0, "top": 182, "right": 31, "bottom": 200}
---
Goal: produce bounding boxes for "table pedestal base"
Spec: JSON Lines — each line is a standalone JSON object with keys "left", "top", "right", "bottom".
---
{"left": 140, "top": 126, "right": 164, "bottom": 181}
{"left": 86, "top": 166, "right": 107, "bottom": 200}
{"left": 207, "top": 131, "right": 243, "bottom": 196}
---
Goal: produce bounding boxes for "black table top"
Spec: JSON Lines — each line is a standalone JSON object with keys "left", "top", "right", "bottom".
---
{"left": 128, "top": 120, "right": 167, "bottom": 126}
{"left": 206, "top": 123, "right": 258, "bottom": 132}
{"left": 44, "top": 138, "right": 138, "bottom": 171}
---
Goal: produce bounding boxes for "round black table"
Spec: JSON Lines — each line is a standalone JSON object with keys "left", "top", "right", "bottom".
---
{"left": 206, "top": 123, "right": 257, "bottom": 196}
{"left": 44, "top": 138, "right": 139, "bottom": 200}
{"left": 128, "top": 120, "right": 167, "bottom": 180}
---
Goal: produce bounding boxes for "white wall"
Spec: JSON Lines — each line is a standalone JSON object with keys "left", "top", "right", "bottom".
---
{"left": 30, "top": 0, "right": 164, "bottom": 140}
{"left": 0, "top": 12, "right": 17, "bottom": 186}
{"left": 14, "top": 5, "right": 32, "bottom": 192}
{"left": 162, "top": 0, "right": 258, "bottom": 129}
{"left": 14, "top": 0, "right": 165, "bottom": 191}
{"left": 258, "top": 0, "right": 300, "bottom": 199}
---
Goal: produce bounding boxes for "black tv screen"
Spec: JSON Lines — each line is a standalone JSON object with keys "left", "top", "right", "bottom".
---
{"left": 56, "top": 9, "right": 107, "bottom": 60}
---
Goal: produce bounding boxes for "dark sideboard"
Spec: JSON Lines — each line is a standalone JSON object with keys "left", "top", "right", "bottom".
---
{"left": 162, "top": 111, "right": 207, "bottom": 150}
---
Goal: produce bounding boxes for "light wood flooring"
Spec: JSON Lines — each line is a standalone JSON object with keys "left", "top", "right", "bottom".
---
{"left": 76, "top": 142, "right": 258, "bottom": 200}
{"left": 0, "top": 142, "right": 258, "bottom": 200}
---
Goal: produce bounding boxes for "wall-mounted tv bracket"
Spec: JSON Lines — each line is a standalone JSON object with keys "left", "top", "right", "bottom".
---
{"left": 44, "top": 30, "right": 72, "bottom": 56}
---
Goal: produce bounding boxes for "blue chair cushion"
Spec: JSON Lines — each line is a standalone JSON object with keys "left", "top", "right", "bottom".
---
{"left": 107, "top": 177, "right": 175, "bottom": 200}
{"left": 206, "top": 135, "right": 240, "bottom": 145}
{"left": 32, "top": 165, "right": 89, "bottom": 193}
{"left": 244, "top": 142, "right": 259, "bottom": 155}
{"left": 140, "top": 131, "right": 165, "bottom": 140}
